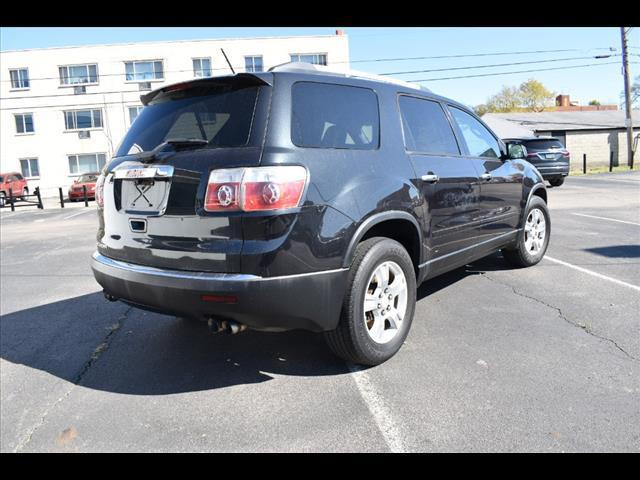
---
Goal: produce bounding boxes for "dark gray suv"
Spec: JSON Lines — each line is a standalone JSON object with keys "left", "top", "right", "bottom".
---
{"left": 92, "top": 63, "right": 550, "bottom": 365}
{"left": 504, "top": 137, "right": 570, "bottom": 187}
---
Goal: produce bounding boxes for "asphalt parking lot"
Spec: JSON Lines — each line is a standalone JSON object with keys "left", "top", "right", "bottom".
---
{"left": 1, "top": 172, "right": 639, "bottom": 453}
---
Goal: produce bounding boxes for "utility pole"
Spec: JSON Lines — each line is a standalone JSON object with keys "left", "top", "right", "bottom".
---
{"left": 620, "top": 27, "right": 634, "bottom": 169}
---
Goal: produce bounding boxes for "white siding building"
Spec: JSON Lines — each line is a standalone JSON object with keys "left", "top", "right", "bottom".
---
{"left": 0, "top": 33, "right": 350, "bottom": 196}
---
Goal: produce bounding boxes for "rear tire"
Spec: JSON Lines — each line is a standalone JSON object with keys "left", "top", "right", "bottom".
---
{"left": 21, "top": 187, "right": 28, "bottom": 201}
{"left": 324, "top": 237, "right": 416, "bottom": 366}
{"left": 502, "top": 196, "right": 550, "bottom": 268}
{"left": 549, "top": 178, "right": 564, "bottom": 187}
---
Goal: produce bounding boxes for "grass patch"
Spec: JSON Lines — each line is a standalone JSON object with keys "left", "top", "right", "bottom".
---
{"left": 570, "top": 165, "right": 635, "bottom": 176}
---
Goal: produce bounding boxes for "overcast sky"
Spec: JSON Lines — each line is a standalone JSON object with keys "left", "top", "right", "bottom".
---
{"left": 2, "top": 27, "right": 638, "bottom": 107}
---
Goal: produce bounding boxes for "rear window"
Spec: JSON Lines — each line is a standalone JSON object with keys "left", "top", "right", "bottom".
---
{"left": 291, "top": 82, "right": 379, "bottom": 150}
{"left": 522, "top": 139, "right": 564, "bottom": 150}
{"left": 399, "top": 96, "right": 459, "bottom": 155}
{"left": 115, "top": 85, "right": 261, "bottom": 157}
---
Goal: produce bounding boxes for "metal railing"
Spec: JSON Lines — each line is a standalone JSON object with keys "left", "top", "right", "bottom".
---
{"left": 0, "top": 187, "right": 43, "bottom": 211}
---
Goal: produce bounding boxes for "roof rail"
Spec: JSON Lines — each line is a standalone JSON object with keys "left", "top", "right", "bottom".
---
{"left": 268, "top": 62, "right": 431, "bottom": 93}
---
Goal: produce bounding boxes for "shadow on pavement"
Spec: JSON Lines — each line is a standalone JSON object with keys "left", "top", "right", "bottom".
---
{"left": 1, "top": 252, "right": 514, "bottom": 396}
{"left": 584, "top": 245, "right": 640, "bottom": 258}
{"left": 417, "top": 251, "right": 512, "bottom": 301}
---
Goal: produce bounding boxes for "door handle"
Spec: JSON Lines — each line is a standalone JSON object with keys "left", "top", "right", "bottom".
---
{"left": 480, "top": 173, "right": 492, "bottom": 181}
{"left": 421, "top": 174, "right": 439, "bottom": 183}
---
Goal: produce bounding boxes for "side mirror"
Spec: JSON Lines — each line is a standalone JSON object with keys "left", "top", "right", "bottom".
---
{"left": 505, "top": 143, "right": 527, "bottom": 160}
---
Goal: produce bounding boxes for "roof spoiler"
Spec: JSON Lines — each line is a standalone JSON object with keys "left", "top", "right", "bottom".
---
{"left": 140, "top": 73, "right": 272, "bottom": 106}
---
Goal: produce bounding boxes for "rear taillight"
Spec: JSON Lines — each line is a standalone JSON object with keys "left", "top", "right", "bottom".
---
{"left": 562, "top": 150, "right": 570, "bottom": 157}
{"left": 204, "top": 166, "right": 308, "bottom": 213}
{"left": 96, "top": 174, "right": 105, "bottom": 207}
{"left": 527, "top": 153, "right": 538, "bottom": 158}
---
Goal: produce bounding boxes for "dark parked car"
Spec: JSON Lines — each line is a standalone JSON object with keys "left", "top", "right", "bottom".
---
{"left": 503, "top": 137, "right": 570, "bottom": 187}
{"left": 68, "top": 173, "right": 99, "bottom": 201}
{"left": 91, "top": 63, "right": 550, "bottom": 365}
{"left": 0, "top": 172, "right": 29, "bottom": 207}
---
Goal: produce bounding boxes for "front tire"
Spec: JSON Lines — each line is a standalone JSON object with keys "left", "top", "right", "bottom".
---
{"left": 502, "top": 196, "right": 550, "bottom": 268}
{"left": 21, "top": 187, "right": 29, "bottom": 201}
{"left": 324, "top": 237, "right": 416, "bottom": 366}
{"left": 0, "top": 192, "right": 5, "bottom": 207}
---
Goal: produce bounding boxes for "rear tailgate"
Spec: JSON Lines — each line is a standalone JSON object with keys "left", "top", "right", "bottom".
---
{"left": 97, "top": 75, "right": 272, "bottom": 273}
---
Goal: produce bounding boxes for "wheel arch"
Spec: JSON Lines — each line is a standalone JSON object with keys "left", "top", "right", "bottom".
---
{"left": 341, "top": 211, "right": 423, "bottom": 277}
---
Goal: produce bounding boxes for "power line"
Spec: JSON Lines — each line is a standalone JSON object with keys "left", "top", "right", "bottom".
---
{"left": 1, "top": 61, "right": 627, "bottom": 110}
{"left": 1, "top": 46, "right": 617, "bottom": 83}
{"left": 381, "top": 55, "right": 620, "bottom": 76}
{"left": 2, "top": 54, "right": 623, "bottom": 102}
{"left": 410, "top": 61, "right": 620, "bottom": 82}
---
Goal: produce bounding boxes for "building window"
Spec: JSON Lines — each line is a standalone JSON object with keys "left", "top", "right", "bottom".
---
{"left": 290, "top": 54, "right": 327, "bottom": 65}
{"left": 124, "top": 60, "right": 164, "bottom": 81}
{"left": 68, "top": 153, "right": 107, "bottom": 175}
{"left": 15, "top": 113, "right": 34, "bottom": 134}
{"left": 245, "top": 56, "right": 263, "bottom": 73}
{"left": 192, "top": 58, "right": 212, "bottom": 78}
{"left": 64, "top": 109, "right": 102, "bottom": 130}
{"left": 20, "top": 158, "right": 40, "bottom": 178}
{"left": 9, "top": 68, "right": 30, "bottom": 89}
{"left": 128, "top": 105, "right": 144, "bottom": 125}
{"left": 59, "top": 64, "right": 98, "bottom": 85}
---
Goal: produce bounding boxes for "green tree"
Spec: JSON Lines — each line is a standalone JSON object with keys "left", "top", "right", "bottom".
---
{"left": 476, "top": 79, "right": 555, "bottom": 114}
{"left": 518, "top": 79, "right": 555, "bottom": 112}
{"left": 485, "top": 85, "right": 522, "bottom": 113}
{"left": 588, "top": 99, "right": 601, "bottom": 106}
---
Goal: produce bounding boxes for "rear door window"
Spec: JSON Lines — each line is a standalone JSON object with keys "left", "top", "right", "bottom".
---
{"left": 398, "top": 96, "right": 459, "bottom": 155}
{"left": 291, "top": 82, "right": 379, "bottom": 149}
{"left": 449, "top": 106, "right": 501, "bottom": 158}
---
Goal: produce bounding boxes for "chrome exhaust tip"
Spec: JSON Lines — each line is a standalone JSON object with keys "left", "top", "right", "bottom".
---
{"left": 207, "top": 318, "right": 247, "bottom": 335}
{"left": 103, "top": 291, "right": 118, "bottom": 302}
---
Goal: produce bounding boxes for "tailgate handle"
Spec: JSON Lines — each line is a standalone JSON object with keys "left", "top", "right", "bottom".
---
{"left": 114, "top": 165, "right": 174, "bottom": 180}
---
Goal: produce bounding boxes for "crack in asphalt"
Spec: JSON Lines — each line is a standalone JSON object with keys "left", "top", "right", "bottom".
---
{"left": 12, "top": 306, "right": 132, "bottom": 452}
{"left": 480, "top": 273, "right": 637, "bottom": 362}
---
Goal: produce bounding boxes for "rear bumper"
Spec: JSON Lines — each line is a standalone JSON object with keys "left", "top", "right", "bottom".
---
{"left": 532, "top": 163, "right": 570, "bottom": 179}
{"left": 91, "top": 252, "right": 348, "bottom": 332}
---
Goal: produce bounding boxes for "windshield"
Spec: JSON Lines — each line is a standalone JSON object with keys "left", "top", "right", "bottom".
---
{"left": 115, "top": 85, "right": 261, "bottom": 157}
{"left": 0, "top": 177, "right": 3, "bottom": 183}
{"left": 523, "top": 139, "right": 564, "bottom": 150}
{"left": 77, "top": 174, "right": 98, "bottom": 183}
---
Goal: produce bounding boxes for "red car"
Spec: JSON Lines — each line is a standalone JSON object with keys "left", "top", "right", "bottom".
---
{"left": 68, "top": 173, "right": 99, "bottom": 201}
{"left": 0, "top": 172, "right": 29, "bottom": 207}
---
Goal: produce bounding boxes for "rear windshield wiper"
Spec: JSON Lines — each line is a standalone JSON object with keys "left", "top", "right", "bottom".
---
{"left": 132, "top": 138, "right": 209, "bottom": 164}
{"left": 161, "top": 138, "right": 209, "bottom": 149}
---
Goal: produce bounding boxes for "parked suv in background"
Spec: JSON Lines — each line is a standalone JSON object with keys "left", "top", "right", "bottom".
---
{"left": 503, "top": 137, "right": 570, "bottom": 187}
{"left": 92, "top": 63, "right": 550, "bottom": 365}
{"left": 0, "top": 172, "right": 28, "bottom": 207}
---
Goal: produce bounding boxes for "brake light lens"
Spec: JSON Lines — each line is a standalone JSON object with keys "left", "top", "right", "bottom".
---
{"left": 96, "top": 174, "right": 105, "bottom": 207}
{"left": 562, "top": 150, "right": 570, "bottom": 157}
{"left": 204, "top": 166, "right": 308, "bottom": 212}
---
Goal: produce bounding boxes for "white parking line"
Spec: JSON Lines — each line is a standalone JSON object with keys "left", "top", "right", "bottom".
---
{"left": 572, "top": 213, "right": 640, "bottom": 226}
{"left": 349, "top": 364, "right": 407, "bottom": 453}
{"left": 545, "top": 256, "right": 640, "bottom": 292}
{"left": 63, "top": 209, "right": 94, "bottom": 220}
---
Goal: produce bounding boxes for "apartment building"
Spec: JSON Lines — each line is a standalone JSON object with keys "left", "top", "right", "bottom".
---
{"left": 0, "top": 32, "right": 350, "bottom": 196}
